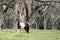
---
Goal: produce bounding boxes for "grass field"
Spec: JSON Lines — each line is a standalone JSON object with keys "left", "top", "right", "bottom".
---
{"left": 0, "top": 29, "right": 60, "bottom": 40}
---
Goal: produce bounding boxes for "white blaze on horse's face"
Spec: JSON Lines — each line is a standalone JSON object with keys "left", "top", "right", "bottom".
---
{"left": 20, "top": 22, "right": 25, "bottom": 28}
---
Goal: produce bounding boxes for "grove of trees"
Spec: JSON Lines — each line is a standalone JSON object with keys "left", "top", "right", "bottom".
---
{"left": 0, "top": 0, "right": 60, "bottom": 30}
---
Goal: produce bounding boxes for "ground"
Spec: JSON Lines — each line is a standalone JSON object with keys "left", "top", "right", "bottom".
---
{"left": 0, "top": 29, "right": 60, "bottom": 40}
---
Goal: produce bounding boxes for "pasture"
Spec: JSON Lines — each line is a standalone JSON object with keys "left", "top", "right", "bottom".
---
{"left": 0, "top": 29, "right": 60, "bottom": 40}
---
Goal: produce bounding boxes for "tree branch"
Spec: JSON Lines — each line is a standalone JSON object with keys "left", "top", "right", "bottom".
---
{"left": 29, "top": 4, "right": 59, "bottom": 19}
{"left": 30, "top": 6, "right": 45, "bottom": 18}
{"left": 35, "top": 0, "right": 60, "bottom": 3}
{"left": 24, "top": 1, "right": 29, "bottom": 22}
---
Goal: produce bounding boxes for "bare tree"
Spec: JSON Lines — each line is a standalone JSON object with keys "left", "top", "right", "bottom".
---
{"left": 0, "top": 0, "right": 60, "bottom": 30}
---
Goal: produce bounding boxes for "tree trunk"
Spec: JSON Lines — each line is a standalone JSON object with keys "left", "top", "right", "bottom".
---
{"left": 44, "top": 13, "right": 47, "bottom": 30}
{"left": 51, "top": 18, "right": 55, "bottom": 30}
{"left": 36, "top": 22, "right": 38, "bottom": 29}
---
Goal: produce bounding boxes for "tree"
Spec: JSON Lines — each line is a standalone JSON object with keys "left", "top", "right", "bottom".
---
{"left": 0, "top": 0, "right": 60, "bottom": 30}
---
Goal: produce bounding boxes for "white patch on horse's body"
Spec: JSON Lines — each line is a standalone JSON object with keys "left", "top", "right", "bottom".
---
{"left": 17, "top": 22, "right": 25, "bottom": 33}
{"left": 20, "top": 22, "right": 25, "bottom": 28}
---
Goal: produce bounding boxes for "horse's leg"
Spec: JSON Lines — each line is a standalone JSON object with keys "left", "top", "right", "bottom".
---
{"left": 24, "top": 23, "right": 29, "bottom": 33}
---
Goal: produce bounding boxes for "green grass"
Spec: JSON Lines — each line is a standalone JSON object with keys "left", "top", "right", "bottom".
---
{"left": 0, "top": 29, "right": 60, "bottom": 40}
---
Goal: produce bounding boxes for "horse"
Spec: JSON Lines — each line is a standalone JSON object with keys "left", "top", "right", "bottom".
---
{"left": 17, "top": 21, "right": 29, "bottom": 33}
